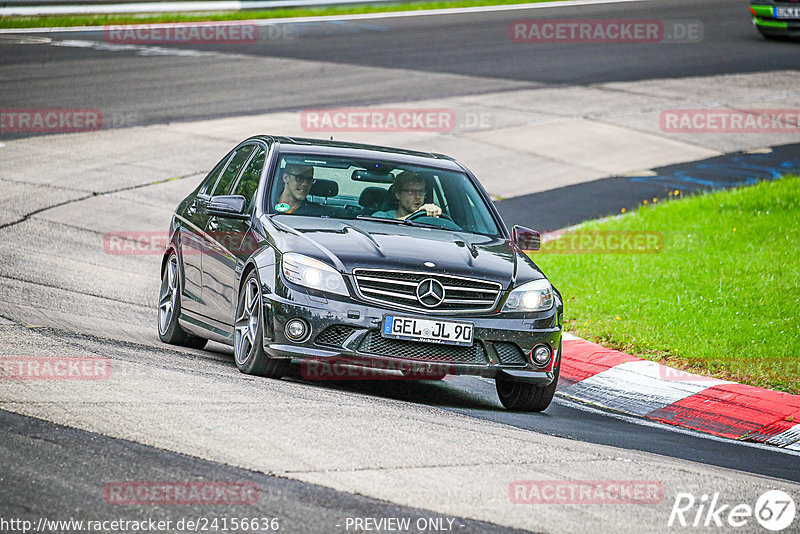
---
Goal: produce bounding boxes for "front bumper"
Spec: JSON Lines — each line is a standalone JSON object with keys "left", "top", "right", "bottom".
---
{"left": 262, "top": 289, "right": 561, "bottom": 384}
{"left": 752, "top": 4, "right": 800, "bottom": 36}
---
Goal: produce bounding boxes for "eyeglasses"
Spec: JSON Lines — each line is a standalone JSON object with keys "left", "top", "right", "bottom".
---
{"left": 286, "top": 173, "right": 316, "bottom": 184}
{"left": 401, "top": 189, "right": 426, "bottom": 197}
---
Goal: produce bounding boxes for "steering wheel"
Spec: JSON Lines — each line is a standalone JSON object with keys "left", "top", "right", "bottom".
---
{"left": 407, "top": 209, "right": 454, "bottom": 223}
{"left": 406, "top": 209, "right": 462, "bottom": 231}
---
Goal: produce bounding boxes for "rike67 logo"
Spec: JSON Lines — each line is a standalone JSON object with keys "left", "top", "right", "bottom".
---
{"left": 668, "top": 490, "right": 796, "bottom": 531}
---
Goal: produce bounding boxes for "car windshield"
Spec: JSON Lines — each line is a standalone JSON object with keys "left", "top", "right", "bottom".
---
{"left": 266, "top": 152, "right": 501, "bottom": 237}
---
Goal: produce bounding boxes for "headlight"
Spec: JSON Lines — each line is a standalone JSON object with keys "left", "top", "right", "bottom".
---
{"left": 502, "top": 279, "right": 553, "bottom": 312}
{"left": 282, "top": 253, "right": 349, "bottom": 297}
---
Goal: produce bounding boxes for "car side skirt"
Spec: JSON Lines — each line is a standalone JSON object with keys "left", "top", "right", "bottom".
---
{"left": 179, "top": 309, "right": 233, "bottom": 345}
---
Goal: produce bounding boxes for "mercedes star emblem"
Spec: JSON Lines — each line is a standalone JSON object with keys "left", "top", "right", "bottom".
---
{"left": 416, "top": 278, "right": 445, "bottom": 307}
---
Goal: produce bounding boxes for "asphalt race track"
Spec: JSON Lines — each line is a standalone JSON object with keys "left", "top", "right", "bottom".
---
{"left": 1, "top": 0, "right": 799, "bottom": 532}
{"left": 1, "top": 0, "right": 799, "bottom": 131}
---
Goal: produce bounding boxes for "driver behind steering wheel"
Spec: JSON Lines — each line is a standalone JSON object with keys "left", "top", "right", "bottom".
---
{"left": 371, "top": 171, "right": 441, "bottom": 220}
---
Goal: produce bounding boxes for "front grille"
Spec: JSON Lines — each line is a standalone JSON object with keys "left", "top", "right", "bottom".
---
{"left": 494, "top": 342, "right": 528, "bottom": 365}
{"left": 353, "top": 269, "right": 502, "bottom": 313}
{"left": 315, "top": 325, "right": 356, "bottom": 348}
{"left": 358, "top": 331, "right": 487, "bottom": 364}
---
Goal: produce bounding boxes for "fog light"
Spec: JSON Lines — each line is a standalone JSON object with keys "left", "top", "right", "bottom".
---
{"left": 285, "top": 318, "right": 309, "bottom": 342}
{"left": 530, "top": 344, "right": 552, "bottom": 366}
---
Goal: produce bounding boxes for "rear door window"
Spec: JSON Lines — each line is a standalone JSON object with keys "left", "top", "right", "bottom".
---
{"left": 210, "top": 145, "right": 256, "bottom": 197}
{"left": 198, "top": 152, "right": 232, "bottom": 197}
{"left": 231, "top": 146, "right": 266, "bottom": 213}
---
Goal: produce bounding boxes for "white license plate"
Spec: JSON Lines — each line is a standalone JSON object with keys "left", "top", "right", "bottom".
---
{"left": 775, "top": 7, "right": 800, "bottom": 18}
{"left": 382, "top": 315, "right": 474, "bottom": 347}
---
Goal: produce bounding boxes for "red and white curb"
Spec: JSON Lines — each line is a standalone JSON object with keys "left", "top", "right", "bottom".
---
{"left": 556, "top": 333, "right": 800, "bottom": 450}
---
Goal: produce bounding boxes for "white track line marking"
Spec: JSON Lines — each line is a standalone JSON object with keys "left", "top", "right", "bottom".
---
{"left": 50, "top": 38, "right": 227, "bottom": 56}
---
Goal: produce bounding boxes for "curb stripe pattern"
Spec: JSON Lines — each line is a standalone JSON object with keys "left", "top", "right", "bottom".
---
{"left": 556, "top": 336, "right": 639, "bottom": 386}
{"left": 562, "top": 360, "right": 729, "bottom": 417}
{"left": 747, "top": 418, "right": 800, "bottom": 447}
{"left": 557, "top": 336, "right": 800, "bottom": 448}
{"left": 648, "top": 385, "right": 800, "bottom": 439}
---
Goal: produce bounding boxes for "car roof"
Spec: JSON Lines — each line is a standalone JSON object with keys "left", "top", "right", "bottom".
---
{"left": 248, "top": 135, "right": 464, "bottom": 171}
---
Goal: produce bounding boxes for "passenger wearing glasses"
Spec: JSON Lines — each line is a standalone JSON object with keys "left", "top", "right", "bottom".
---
{"left": 372, "top": 171, "right": 442, "bottom": 219}
{"left": 276, "top": 163, "right": 325, "bottom": 215}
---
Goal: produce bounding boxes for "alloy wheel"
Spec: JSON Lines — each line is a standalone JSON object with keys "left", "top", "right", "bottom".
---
{"left": 235, "top": 277, "right": 261, "bottom": 365}
{"left": 158, "top": 256, "right": 178, "bottom": 336}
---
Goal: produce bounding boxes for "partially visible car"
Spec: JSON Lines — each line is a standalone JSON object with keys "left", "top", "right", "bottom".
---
{"left": 158, "top": 136, "right": 563, "bottom": 412}
{"left": 751, "top": 0, "right": 800, "bottom": 38}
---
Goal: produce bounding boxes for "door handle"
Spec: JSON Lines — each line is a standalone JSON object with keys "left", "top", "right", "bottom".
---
{"left": 187, "top": 202, "right": 197, "bottom": 216}
{"left": 207, "top": 218, "right": 218, "bottom": 232}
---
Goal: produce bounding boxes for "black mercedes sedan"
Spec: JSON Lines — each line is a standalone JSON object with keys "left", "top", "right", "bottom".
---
{"left": 158, "top": 136, "right": 563, "bottom": 411}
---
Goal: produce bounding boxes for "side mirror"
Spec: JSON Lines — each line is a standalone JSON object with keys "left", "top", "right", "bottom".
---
{"left": 208, "top": 195, "right": 249, "bottom": 220}
{"left": 511, "top": 225, "right": 541, "bottom": 251}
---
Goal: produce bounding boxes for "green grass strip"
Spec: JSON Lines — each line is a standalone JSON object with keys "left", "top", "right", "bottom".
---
{"left": 0, "top": 0, "right": 564, "bottom": 29}
{"left": 532, "top": 176, "right": 800, "bottom": 394}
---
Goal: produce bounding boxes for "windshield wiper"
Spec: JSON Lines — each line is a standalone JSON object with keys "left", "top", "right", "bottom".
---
{"left": 356, "top": 216, "right": 408, "bottom": 225}
{"left": 355, "top": 215, "right": 440, "bottom": 229}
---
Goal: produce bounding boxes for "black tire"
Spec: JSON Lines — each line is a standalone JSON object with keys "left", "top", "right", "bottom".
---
{"left": 234, "top": 271, "right": 290, "bottom": 379}
{"left": 495, "top": 345, "right": 561, "bottom": 412}
{"left": 158, "top": 253, "right": 208, "bottom": 350}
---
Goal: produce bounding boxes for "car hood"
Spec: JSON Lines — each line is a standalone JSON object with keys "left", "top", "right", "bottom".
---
{"left": 266, "top": 215, "right": 544, "bottom": 288}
